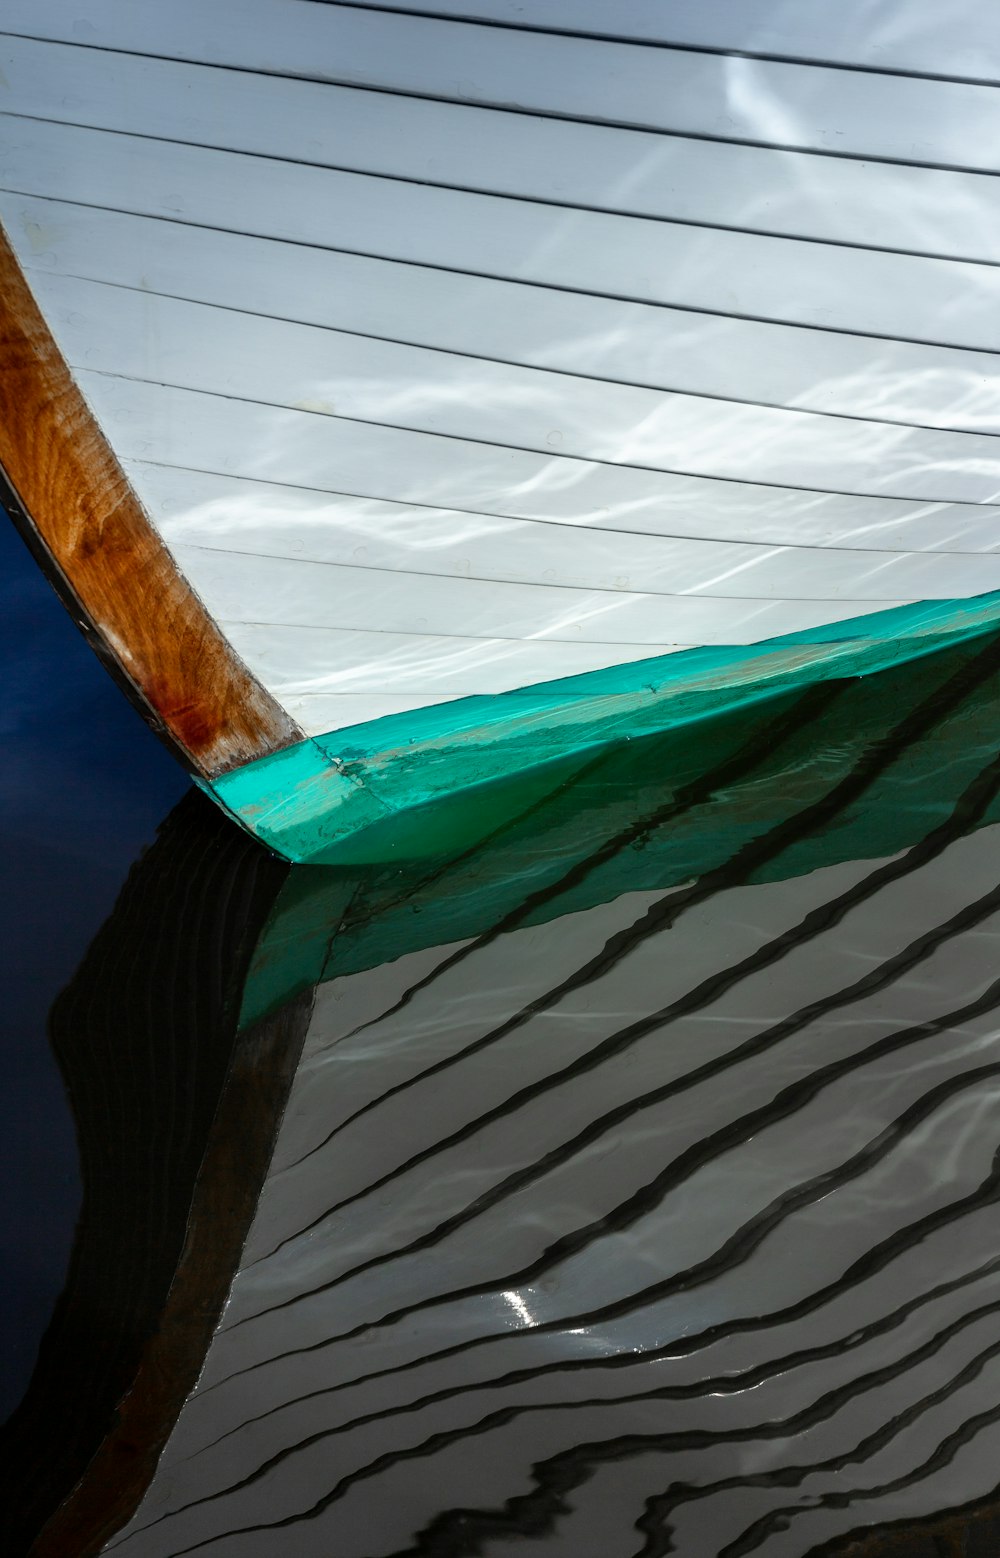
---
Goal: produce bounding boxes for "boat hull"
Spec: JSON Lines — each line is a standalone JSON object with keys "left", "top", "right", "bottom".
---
{"left": 5, "top": 1, "right": 1000, "bottom": 854}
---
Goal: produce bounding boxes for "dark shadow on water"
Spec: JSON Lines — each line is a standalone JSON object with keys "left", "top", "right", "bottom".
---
{"left": 0, "top": 790, "right": 301, "bottom": 1556}
{"left": 0, "top": 513, "right": 188, "bottom": 1422}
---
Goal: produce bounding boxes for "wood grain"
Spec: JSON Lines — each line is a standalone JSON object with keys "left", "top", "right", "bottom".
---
{"left": 0, "top": 224, "right": 302, "bottom": 775}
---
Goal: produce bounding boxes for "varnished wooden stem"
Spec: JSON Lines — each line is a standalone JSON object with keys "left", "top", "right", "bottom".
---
{"left": 0, "top": 225, "right": 301, "bottom": 776}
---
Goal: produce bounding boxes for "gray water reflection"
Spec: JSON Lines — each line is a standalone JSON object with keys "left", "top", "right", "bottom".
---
{"left": 14, "top": 632, "right": 1000, "bottom": 1557}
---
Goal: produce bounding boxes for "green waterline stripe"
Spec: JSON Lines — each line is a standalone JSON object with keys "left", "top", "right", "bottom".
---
{"left": 206, "top": 592, "right": 1000, "bottom": 865}
{"left": 235, "top": 638, "right": 1000, "bottom": 1028}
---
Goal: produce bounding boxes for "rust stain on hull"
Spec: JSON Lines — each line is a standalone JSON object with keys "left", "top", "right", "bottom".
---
{"left": 0, "top": 225, "right": 302, "bottom": 776}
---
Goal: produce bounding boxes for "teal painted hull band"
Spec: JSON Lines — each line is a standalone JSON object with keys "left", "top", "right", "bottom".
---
{"left": 205, "top": 591, "right": 1000, "bottom": 865}
{"left": 237, "top": 623, "right": 1000, "bottom": 1025}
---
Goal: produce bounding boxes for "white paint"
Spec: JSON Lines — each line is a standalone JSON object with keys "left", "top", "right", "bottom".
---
{"left": 131, "top": 465, "right": 1000, "bottom": 593}
{"left": 7, "top": 116, "right": 1000, "bottom": 353}
{"left": 11, "top": 195, "right": 1000, "bottom": 436}
{"left": 328, "top": 0, "right": 1000, "bottom": 80}
{"left": 218, "top": 623, "right": 692, "bottom": 729}
{"left": 3, "top": 3, "right": 1000, "bottom": 742}
{"left": 32, "top": 274, "right": 1000, "bottom": 502}
{"left": 5, "top": 0, "right": 1000, "bottom": 166}
{"left": 6, "top": 34, "right": 1000, "bottom": 264}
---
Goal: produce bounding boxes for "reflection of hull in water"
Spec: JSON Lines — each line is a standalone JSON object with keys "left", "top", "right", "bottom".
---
{"left": 0, "top": 795, "right": 307, "bottom": 1558}
{"left": 32, "top": 634, "right": 1000, "bottom": 1556}
{"left": 8, "top": 5, "right": 1000, "bottom": 857}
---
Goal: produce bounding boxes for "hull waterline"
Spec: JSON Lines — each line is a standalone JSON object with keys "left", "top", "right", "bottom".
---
{"left": 5, "top": 2, "right": 1000, "bottom": 855}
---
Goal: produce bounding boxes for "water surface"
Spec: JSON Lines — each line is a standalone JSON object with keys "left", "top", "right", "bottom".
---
{"left": 7, "top": 558, "right": 1000, "bottom": 1556}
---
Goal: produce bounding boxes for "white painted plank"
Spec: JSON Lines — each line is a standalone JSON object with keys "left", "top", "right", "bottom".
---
{"left": 71, "top": 363, "right": 1000, "bottom": 515}
{"left": 5, "top": 35, "right": 1000, "bottom": 264}
{"left": 135, "top": 463, "right": 1000, "bottom": 582}
{"left": 80, "top": 377, "right": 1000, "bottom": 554}
{"left": 173, "top": 543, "right": 903, "bottom": 649}
{"left": 7, "top": 119, "right": 1000, "bottom": 352}
{"left": 220, "top": 622, "right": 690, "bottom": 728}
{"left": 34, "top": 274, "right": 1000, "bottom": 505}
{"left": 280, "top": 692, "right": 462, "bottom": 733}
{"left": 337, "top": 0, "right": 1000, "bottom": 78}
{"left": 4, "top": 0, "right": 1000, "bottom": 167}
{"left": 135, "top": 465, "right": 1000, "bottom": 600}
{"left": 10, "top": 195, "right": 1000, "bottom": 438}
{"left": 7, "top": 7, "right": 1000, "bottom": 748}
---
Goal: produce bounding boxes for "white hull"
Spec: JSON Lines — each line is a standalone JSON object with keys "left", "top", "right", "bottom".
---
{"left": 5, "top": 1, "right": 1000, "bottom": 853}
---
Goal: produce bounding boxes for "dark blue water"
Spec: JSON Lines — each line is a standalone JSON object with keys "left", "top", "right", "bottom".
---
{"left": 0, "top": 516, "right": 186, "bottom": 1419}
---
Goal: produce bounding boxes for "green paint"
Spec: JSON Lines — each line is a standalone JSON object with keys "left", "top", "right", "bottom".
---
{"left": 238, "top": 628, "right": 1000, "bottom": 1028}
{"left": 209, "top": 591, "right": 1000, "bottom": 867}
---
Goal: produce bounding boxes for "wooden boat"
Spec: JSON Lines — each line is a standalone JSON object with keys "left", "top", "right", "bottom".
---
{"left": 14, "top": 636, "right": 1000, "bottom": 1554}
{"left": 5, "top": 1, "right": 1000, "bottom": 861}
